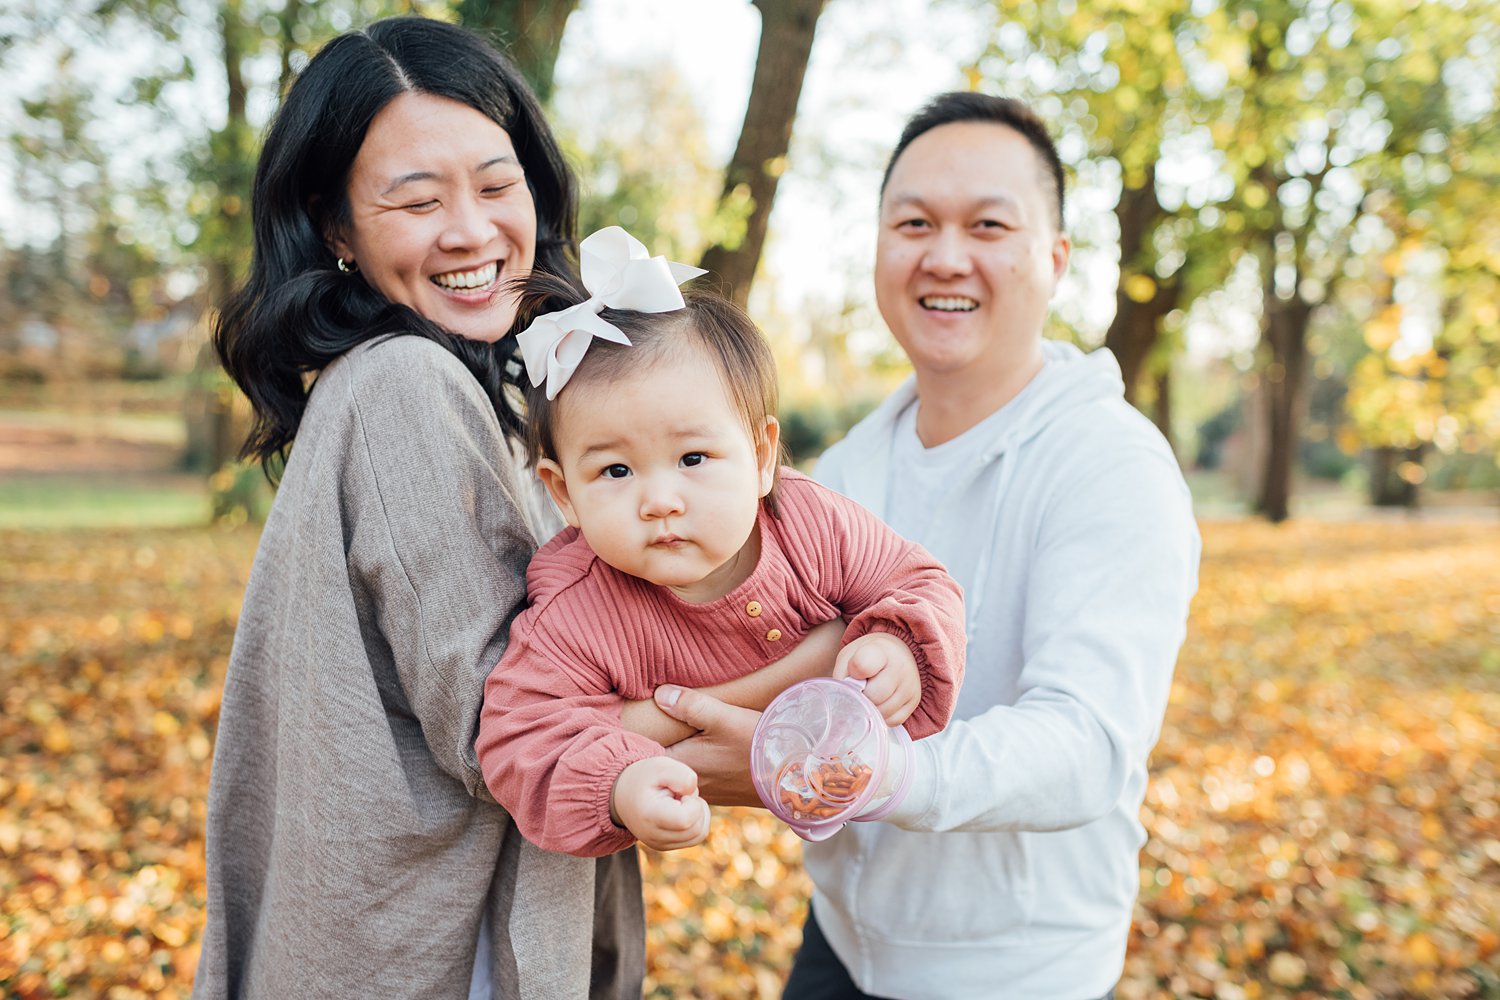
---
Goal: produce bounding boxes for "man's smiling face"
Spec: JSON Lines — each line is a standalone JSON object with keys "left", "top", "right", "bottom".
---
{"left": 875, "top": 120, "right": 1069, "bottom": 383}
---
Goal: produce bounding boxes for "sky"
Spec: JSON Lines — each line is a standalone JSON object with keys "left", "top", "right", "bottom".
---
{"left": 552, "top": 0, "right": 1005, "bottom": 342}
{"left": 2, "top": 0, "right": 1134, "bottom": 355}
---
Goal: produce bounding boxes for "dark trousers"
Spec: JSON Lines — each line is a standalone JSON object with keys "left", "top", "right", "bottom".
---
{"left": 782, "top": 907, "right": 1116, "bottom": 1000}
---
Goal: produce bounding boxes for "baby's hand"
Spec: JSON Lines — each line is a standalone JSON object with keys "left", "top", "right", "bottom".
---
{"left": 834, "top": 632, "right": 921, "bottom": 727}
{"left": 611, "top": 756, "right": 711, "bottom": 852}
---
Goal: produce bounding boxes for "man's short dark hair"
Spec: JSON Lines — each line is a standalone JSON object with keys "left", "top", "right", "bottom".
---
{"left": 880, "top": 92, "right": 1066, "bottom": 232}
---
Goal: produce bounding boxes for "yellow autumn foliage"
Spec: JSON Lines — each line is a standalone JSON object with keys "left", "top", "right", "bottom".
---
{"left": 1, "top": 519, "right": 1497, "bottom": 998}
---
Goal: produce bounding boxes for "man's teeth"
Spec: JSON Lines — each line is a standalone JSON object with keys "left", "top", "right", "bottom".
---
{"left": 432, "top": 263, "right": 498, "bottom": 290}
{"left": 921, "top": 296, "right": 978, "bottom": 312}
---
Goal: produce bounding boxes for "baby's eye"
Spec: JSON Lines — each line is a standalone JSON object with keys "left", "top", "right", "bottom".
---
{"left": 602, "top": 464, "right": 631, "bottom": 479}
{"left": 680, "top": 452, "right": 707, "bottom": 468}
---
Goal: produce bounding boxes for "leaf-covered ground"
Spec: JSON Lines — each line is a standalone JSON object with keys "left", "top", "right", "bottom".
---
{"left": 1, "top": 520, "right": 1497, "bottom": 998}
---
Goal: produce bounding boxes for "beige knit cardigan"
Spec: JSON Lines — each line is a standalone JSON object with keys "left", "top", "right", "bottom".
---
{"left": 192, "top": 336, "right": 643, "bottom": 1000}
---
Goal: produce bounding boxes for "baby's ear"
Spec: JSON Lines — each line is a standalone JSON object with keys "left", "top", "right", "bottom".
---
{"left": 536, "top": 459, "right": 580, "bottom": 529}
{"left": 755, "top": 416, "right": 781, "bottom": 497}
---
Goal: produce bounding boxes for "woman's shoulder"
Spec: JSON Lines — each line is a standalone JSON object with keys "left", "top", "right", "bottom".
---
{"left": 317, "top": 335, "right": 491, "bottom": 414}
{"left": 337, "top": 334, "right": 473, "bottom": 385}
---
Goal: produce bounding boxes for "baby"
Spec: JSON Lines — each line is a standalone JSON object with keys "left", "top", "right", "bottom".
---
{"left": 476, "top": 227, "right": 964, "bottom": 856}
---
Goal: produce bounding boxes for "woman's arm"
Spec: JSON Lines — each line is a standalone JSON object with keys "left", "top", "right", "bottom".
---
{"left": 347, "top": 338, "right": 535, "bottom": 799}
{"left": 618, "top": 618, "right": 843, "bottom": 746}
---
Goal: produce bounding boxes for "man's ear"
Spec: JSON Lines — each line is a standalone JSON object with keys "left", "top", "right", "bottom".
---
{"left": 755, "top": 416, "right": 781, "bottom": 498}
{"left": 1050, "top": 230, "right": 1071, "bottom": 282}
{"left": 536, "top": 459, "right": 580, "bottom": 529}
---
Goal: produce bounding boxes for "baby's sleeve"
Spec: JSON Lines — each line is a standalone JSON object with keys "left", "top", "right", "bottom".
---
{"left": 476, "top": 578, "right": 666, "bottom": 857}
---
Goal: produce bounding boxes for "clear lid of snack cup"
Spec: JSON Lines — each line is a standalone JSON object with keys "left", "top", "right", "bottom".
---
{"left": 750, "top": 677, "right": 914, "bottom": 842}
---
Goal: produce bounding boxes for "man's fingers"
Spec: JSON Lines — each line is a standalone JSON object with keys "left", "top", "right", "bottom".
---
{"left": 654, "top": 685, "right": 728, "bottom": 729}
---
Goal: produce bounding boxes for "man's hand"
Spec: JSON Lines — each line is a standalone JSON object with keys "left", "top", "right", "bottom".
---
{"left": 611, "top": 756, "right": 710, "bottom": 852}
{"left": 653, "top": 686, "right": 763, "bottom": 807}
{"left": 619, "top": 619, "right": 846, "bottom": 748}
{"left": 834, "top": 632, "right": 921, "bottom": 727}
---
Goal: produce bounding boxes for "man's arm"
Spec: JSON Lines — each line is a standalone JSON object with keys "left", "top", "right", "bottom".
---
{"left": 652, "top": 685, "right": 766, "bottom": 808}
{"left": 883, "top": 448, "right": 1200, "bottom": 832}
{"left": 619, "top": 619, "right": 843, "bottom": 747}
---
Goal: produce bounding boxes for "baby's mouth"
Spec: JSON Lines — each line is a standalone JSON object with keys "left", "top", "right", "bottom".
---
{"left": 431, "top": 261, "right": 499, "bottom": 291}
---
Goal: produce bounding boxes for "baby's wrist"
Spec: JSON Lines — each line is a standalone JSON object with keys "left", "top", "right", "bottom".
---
{"left": 610, "top": 760, "right": 642, "bottom": 827}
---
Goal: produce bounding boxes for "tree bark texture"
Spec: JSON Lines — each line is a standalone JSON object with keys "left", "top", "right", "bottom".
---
{"left": 458, "top": 0, "right": 580, "bottom": 104}
{"left": 1369, "top": 445, "right": 1426, "bottom": 508}
{"left": 192, "top": 0, "right": 254, "bottom": 478}
{"left": 1254, "top": 260, "right": 1313, "bottom": 524}
{"left": 1153, "top": 368, "right": 1174, "bottom": 456}
{"left": 209, "top": 0, "right": 249, "bottom": 310}
{"left": 1104, "top": 165, "right": 1179, "bottom": 405}
{"left": 698, "top": 0, "right": 827, "bottom": 307}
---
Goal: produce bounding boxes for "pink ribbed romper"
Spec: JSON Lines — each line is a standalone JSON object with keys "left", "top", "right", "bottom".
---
{"left": 476, "top": 470, "right": 965, "bottom": 857}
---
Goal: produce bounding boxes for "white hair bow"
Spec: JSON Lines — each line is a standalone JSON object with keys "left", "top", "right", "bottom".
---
{"left": 517, "top": 226, "right": 706, "bottom": 400}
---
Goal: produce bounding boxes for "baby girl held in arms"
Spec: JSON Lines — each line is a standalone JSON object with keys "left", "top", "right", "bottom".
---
{"left": 476, "top": 228, "right": 965, "bottom": 856}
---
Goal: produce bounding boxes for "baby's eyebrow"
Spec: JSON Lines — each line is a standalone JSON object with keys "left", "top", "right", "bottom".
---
{"left": 576, "top": 438, "right": 628, "bottom": 463}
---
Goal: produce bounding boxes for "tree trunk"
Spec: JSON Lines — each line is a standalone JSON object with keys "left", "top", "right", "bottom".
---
{"left": 189, "top": 0, "right": 254, "bottom": 479}
{"left": 1369, "top": 445, "right": 1425, "bottom": 508}
{"left": 1104, "top": 165, "right": 1178, "bottom": 402}
{"left": 1153, "top": 367, "right": 1174, "bottom": 457}
{"left": 207, "top": 1, "right": 249, "bottom": 310}
{"left": 697, "top": 0, "right": 827, "bottom": 307}
{"left": 457, "top": 0, "right": 580, "bottom": 103}
{"left": 1254, "top": 278, "right": 1313, "bottom": 523}
{"left": 279, "top": 0, "right": 303, "bottom": 95}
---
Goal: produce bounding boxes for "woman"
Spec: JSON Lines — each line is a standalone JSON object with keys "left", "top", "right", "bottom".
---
{"left": 192, "top": 18, "right": 635, "bottom": 999}
{"left": 194, "top": 17, "right": 837, "bottom": 999}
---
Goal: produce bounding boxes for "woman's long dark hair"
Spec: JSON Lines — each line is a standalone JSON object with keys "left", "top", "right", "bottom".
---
{"left": 214, "top": 16, "right": 578, "bottom": 470}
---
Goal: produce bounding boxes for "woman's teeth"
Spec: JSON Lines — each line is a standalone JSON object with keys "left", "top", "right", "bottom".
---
{"left": 920, "top": 296, "right": 978, "bottom": 312}
{"left": 432, "top": 262, "right": 498, "bottom": 290}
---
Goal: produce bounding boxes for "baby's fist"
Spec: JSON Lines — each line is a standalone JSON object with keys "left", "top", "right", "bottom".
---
{"left": 612, "top": 756, "right": 711, "bottom": 852}
{"left": 834, "top": 632, "right": 921, "bottom": 727}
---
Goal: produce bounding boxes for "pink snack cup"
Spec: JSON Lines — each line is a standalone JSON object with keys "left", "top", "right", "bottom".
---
{"left": 750, "top": 677, "right": 914, "bottom": 842}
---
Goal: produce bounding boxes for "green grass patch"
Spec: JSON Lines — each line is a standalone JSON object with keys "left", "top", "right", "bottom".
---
{"left": 0, "top": 475, "right": 210, "bottom": 529}
{"left": 0, "top": 408, "right": 187, "bottom": 447}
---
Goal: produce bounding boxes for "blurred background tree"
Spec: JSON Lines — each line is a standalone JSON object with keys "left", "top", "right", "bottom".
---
{"left": 974, "top": 0, "right": 1500, "bottom": 520}
{"left": 0, "top": 0, "right": 1496, "bottom": 525}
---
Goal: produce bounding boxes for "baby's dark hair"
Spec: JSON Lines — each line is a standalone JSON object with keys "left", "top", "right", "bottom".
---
{"left": 515, "top": 271, "right": 784, "bottom": 498}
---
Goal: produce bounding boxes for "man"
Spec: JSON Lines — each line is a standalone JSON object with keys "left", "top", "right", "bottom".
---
{"left": 660, "top": 93, "right": 1200, "bottom": 999}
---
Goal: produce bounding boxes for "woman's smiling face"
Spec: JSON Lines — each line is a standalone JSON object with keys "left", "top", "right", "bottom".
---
{"left": 331, "top": 91, "right": 537, "bottom": 342}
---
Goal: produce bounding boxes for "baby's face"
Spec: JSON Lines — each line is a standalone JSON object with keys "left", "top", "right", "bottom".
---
{"left": 537, "top": 347, "right": 778, "bottom": 603}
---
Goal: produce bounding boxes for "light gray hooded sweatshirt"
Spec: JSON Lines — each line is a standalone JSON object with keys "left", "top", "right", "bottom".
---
{"left": 810, "top": 341, "right": 1200, "bottom": 1000}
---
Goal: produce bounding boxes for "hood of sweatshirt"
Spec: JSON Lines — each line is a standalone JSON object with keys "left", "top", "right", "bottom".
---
{"left": 826, "top": 341, "right": 1127, "bottom": 629}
